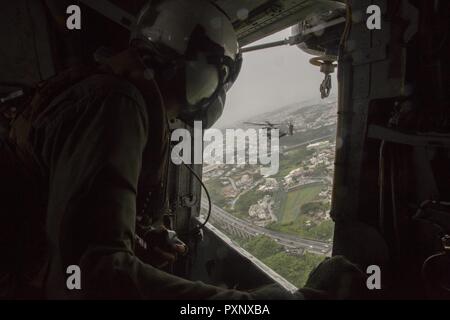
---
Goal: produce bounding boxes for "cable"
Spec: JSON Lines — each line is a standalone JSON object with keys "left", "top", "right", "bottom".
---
{"left": 390, "top": 148, "right": 400, "bottom": 250}
{"left": 339, "top": 0, "right": 352, "bottom": 49}
{"left": 181, "top": 162, "right": 212, "bottom": 236}
{"left": 378, "top": 141, "right": 386, "bottom": 234}
{"left": 421, "top": 251, "right": 450, "bottom": 293}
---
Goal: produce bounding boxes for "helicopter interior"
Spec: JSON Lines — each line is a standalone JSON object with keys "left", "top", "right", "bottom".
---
{"left": 0, "top": 0, "right": 449, "bottom": 299}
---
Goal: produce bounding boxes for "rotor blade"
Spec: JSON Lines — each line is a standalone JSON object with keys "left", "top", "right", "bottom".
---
{"left": 244, "top": 122, "right": 267, "bottom": 126}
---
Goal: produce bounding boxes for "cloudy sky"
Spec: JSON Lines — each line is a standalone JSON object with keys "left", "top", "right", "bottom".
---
{"left": 214, "top": 27, "right": 337, "bottom": 128}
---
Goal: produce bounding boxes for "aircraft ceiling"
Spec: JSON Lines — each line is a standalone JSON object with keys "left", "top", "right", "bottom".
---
{"left": 213, "top": 0, "right": 345, "bottom": 46}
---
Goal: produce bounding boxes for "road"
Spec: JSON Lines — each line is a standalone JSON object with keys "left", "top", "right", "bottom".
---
{"left": 227, "top": 177, "right": 238, "bottom": 192}
{"left": 201, "top": 200, "right": 332, "bottom": 256}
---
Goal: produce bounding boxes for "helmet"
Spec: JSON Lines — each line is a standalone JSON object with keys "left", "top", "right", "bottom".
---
{"left": 131, "top": 0, "right": 242, "bottom": 127}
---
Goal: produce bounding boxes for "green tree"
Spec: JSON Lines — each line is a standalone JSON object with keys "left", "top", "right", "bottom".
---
{"left": 243, "top": 235, "right": 283, "bottom": 259}
{"left": 262, "top": 252, "right": 324, "bottom": 287}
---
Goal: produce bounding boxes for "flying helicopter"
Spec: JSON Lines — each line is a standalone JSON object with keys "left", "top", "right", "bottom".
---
{"left": 243, "top": 120, "right": 295, "bottom": 138}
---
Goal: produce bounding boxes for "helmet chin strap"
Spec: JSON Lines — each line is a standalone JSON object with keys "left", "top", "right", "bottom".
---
{"left": 78, "top": 0, "right": 137, "bottom": 31}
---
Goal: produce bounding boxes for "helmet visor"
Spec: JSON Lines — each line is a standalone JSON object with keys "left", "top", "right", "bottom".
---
{"left": 185, "top": 55, "right": 220, "bottom": 106}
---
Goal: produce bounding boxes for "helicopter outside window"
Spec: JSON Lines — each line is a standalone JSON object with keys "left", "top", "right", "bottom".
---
{"left": 201, "top": 28, "right": 338, "bottom": 288}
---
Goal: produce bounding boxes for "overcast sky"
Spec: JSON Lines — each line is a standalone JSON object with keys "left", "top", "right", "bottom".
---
{"left": 214, "top": 28, "right": 337, "bottom": 128}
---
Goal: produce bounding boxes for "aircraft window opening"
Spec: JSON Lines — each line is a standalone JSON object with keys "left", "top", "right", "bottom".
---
{"left": 200, "top": 28, "right": 338, "bottom": 289}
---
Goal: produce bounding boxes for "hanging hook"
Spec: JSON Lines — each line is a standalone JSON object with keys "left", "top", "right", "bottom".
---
{"left": 309, "top": 55, "right": 337, "bottom": 99}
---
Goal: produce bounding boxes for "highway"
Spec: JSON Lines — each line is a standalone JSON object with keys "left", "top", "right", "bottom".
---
{"left": 282, "top": 134, "right": 334, "bottom": 152}
{"left": 201, "top": 200, "right": 332, "bottom": 256}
